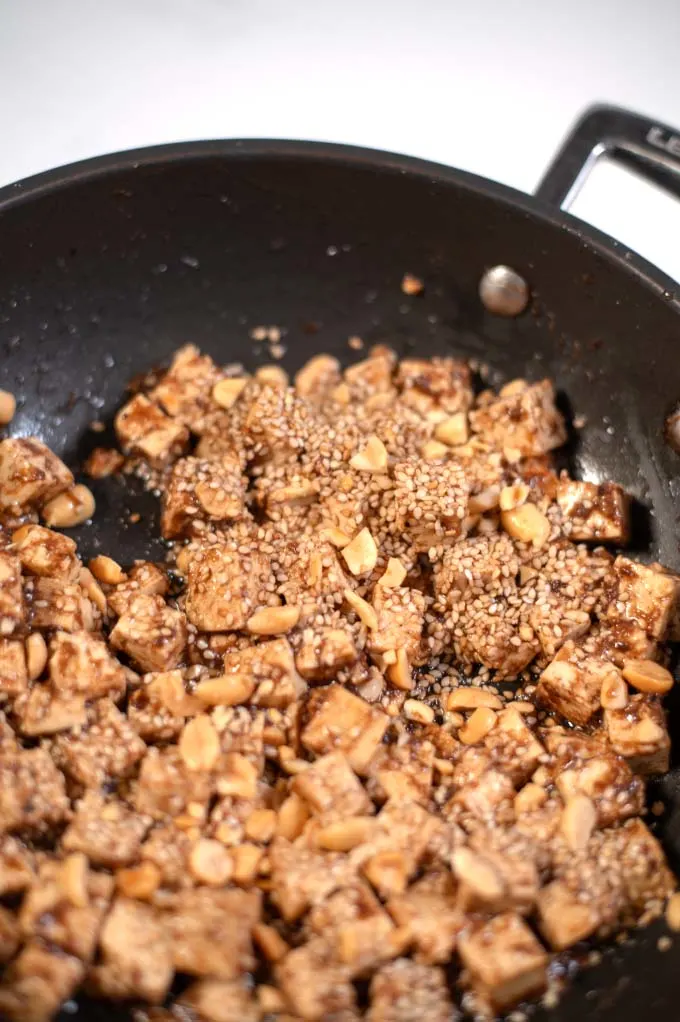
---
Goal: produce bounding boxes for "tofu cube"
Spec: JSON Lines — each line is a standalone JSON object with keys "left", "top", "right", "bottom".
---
{"left": 604, "top": 694, "right": 670, "bottom": 775}
{"left": 62, "top": 791, "right": 152, "bottom": 868}
{"left": 277, "top": 937, "right": 356, "bottom": 1020}
{"left": 30, "top": 577, "right": 95, "bottom": 632}
{"left": 344, "top": 349, "right": 396, "bottom": 401}
{"left": 293, "top": 751, "right": 372, "bottom": 819}
{"left": 12, "top": 525, "right": 80, "bottom": 579}
{"left": 296, "top": 626, "right": 358, "bottom": 682}
{"left": 0, "top": 553, "right": 24, "bottom": 636}
{"left": 19, "top": 859, "right": 113, "bottom": 961}
{"left": 185, "top": 543, "right": 272, "bottom": 632}
{"left": 133, "top": 746, "right": 214, "bottom": 820}
{"left": 536, "top": 642, "right": 617, "bottom": 726}
{"left": 301, "top": 685, "right": 389, "bottom": 774}
{"left": 605, "top": 556, "right": 680, "bottom": 639}
{"left": 150, "top": 344, "right": 221, "bottom": 431}
{"left": 177, "top": 980, "right": 259, "bottom": 1022}
{"left": 114, "top": 393, "right": 189, "bottom": 462}
{"left": 385, "top": 458, "right": 468, "bottom": 550}
{"left": 585, "top": 619, "right": 657, "bottom": 667}
{"left": 387, "top": 873, "right": 463, "bottom": 965}
{"left": 608, "top": 818, "right": 675, "bottom": 915}
{"left": 15, "top": 687, "right": 87, "bottom": 737}
{"left": 306, "top": 882, "right": 395, "bottom": 977}
{"left": 53, "top": 699, "right": 146, "bottom": 788}
{"left": 161, "top": 454, "right": 246, "bottom": 539}
{"left": 110, "top": 593, "right": 186, "bottom": 672}
{"left": 484, "top": 708, "right": 545, "bottom": 786}
{"left": 0, "top": 836, "right": 35, "bottom": 896}
{"left": 0, "top": 748, "right": 70, "bottom": 835}
{"left": 556, "top": 479, "right": 630, "bottom": 543}
{"left": 537, "top": 880, "right": 600, "bottom": 950}
{"left": 447, "top": 756, "right": 515, "bottom": 830}
{"left": 0, "top": 640, "right": 27, "bottom": 699}
{"left": 0, "top": 941, "right": 84, "bottom": 1022}
{"left": 368, "top": 959, "right": 453, "bottom": 1022}
{"left": 269, "top": 838, "right": 358, "bottom": 923}
{"left": 164, "top": 887, "right": 261, "bottom": 979}
{"left": 107, "top": 561, "right": 169, "bottom": 617}
{"left": 369, "top": 585, "right": 425, "bottom": 660}
{"left": 49, "top": 630, "right": 127, "bottom": 699}
{"left": 94, "top": 897, "right": 173, "bottom": 1004}
{"left": 368, "top": 732, "right": 435, "bottom": 806}
{"left": 222, "top": 638, "right": 303, "bottom": 710}
{"left": 243, "top": 384, "right": 311, "bottom": 462}
{"left": 0, "top": 438, "right": 73, "bottom": 510}
{"left": 396, "top": 356, "right": 473, "bottom": 416}
{"left": 469, "top": 379, "right": 567, "bottom": 457}
{"left": 458, "top": 913, "right": 548, "bottom": 1012}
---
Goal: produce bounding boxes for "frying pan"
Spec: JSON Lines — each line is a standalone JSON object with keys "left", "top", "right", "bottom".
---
{"left": 1, "top": 102, "right": 680, "bottom": 1020}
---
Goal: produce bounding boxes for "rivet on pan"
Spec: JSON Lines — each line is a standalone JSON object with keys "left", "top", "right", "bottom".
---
{"left": 479, "top": 265, "right": 530, "bottom": 317}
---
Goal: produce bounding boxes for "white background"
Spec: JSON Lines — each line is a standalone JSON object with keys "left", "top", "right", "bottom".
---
{"left": 2, "top": 0, "right": 680, "bottom": 280}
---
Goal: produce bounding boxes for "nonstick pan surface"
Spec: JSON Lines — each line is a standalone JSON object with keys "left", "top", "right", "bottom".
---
{"left": 1, "top": 107, "right": 680, "bottom": 1018}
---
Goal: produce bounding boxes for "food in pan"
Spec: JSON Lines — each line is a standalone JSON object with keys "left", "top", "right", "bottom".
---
{"left": 0, "top": 341, "right": 676, "bottom": 1021}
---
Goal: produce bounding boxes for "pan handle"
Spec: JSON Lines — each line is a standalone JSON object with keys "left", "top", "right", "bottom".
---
{"left": 535, "top": 104, "right": 680, "bottom": 209}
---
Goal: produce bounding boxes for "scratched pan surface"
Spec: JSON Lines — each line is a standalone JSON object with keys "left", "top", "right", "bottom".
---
{"left": 1, "top": 142, "right": 680, "bottom": 1019}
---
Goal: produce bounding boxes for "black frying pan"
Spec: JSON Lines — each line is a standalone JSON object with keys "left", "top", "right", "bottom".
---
{"left": 2, "top": 103, "right": 680, "bottom": 1020}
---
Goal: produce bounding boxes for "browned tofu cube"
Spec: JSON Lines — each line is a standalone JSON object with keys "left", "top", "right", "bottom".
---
{"left": 221, "top": 638, "right": 303, "bottom": 710}
{"left": 295, "top": 353, "right": 342, "bottom": 404}
{"left": 458, "top": 913, "right": 548, "bottom": 1013}
{"left": 53, "top": 699, "right": 146, "bottom": 788}
{"left": 469, "top": 379, "right": 567, "bottom": 457}
{"left": 460, "top": 601, "right": 539, "bottom": 681}
{"left": 0, "top": 553, "right": 23, "bottom": 636}
{"left": 557, "top": 479, "right": 630, "bottom": 543}
{"left": 385, "top": 458, "right": 468, "bottom": 550}
{"left": 605, "top": 818, "right": 675, "bottom": 918}
{"left": 277, "top": 937, "right": 356, "bottom": 1021}
{"left": 177, "top": 980, "right": 260, "bottom": 1022}
{"left": 0, "top": 906, "right": 19, "bottom": 965}
{"left": 536, "top": 642, "right": 617, "bottom": 726}
{"left": 453, "top": 843, "right": 539, "bottom": 915}
{"left": 604, "top": 694, "right": 670, "bottom": 775}
{"left": 433, "top": 533, "right": 520, "bottom": 606}
{"left": 446, "top": 755, "right": 515, "bottom": 830}
{"left": 0, "top": 437, "right": 74, "bottom": 511}
{"left": 12, "top": 524, "right": 80, "bottom": 579}
{"left": 128, "top": 669, "right": 201, "bottom": 741}
{"left": 293, "top": 751, "right": 372, "bottom": 819}
{"left": 0, "top": 747, "right": 69, "bottom": 835}
{"left": 537, "top": 880, "right": 600, "bottom": 951}
{"left": 296, "top": 626, "right": 358, "bottom": 682}
{"left": 62, "top": 791, "right": 152, "bottom": 868}
{"left": 150, "top": 344, "right": 221, "bottom": 431}
{"left": 243, "top": 384, "right": 311, "bottom": 462}
{"left": 30, "top": 577, "right": 95, "bottom": 632}
{"left": 164, "top": 887, "right": 261, "bottom": 978}
{"left": 134, "top": 746, "right": 214, "bottom": 820}
{"left": 107, "top": 560, "right": 169, "bottom": 617}
{"left": 368, "top": 731, "right": 435, "bottom": 806}
{"left": 141, "top": 824, "right": 193, "bottom": 889}
{"left": 110, "top": 593, "right": 186, "bottom": 672}
{"left": 305, "top": 883, "right": 395, "bottom": 978}
{"left": 185, "top": 543, "right": 272, "bottom": 632}
{"left": 0, "top": 940, "right": 84, "bottom": 1022}
{"left": 387, "top": 872, "right": 463, "bottom": 964}
{"left": 278, "top": 538, "right": 352, "bottom": 608}
{"left": 93, "top": 897, "right": 173, "bottom": 1004}
{"left": 15, "top": 686, "right": 87, "bottom": 737}
{"left": 544, "top": 727, "right": 645, "bottom": 827}
{"left": 367, "top": 959, "right": 453, "bottom": 1022}
{"left": 359, "top": 800, "right": 439, "bottom": 897}
{"left": 605, "top": 556, "right": 680, "bottom": 639}
{"left": 114, "top": 393, "right": 189, "bottom": 462}
{"left": 585, "top": 619, "right": 657, "bottom": 667}
{"left": 0, "top": 640, "right": 27, "bottom": 699}
{"left": 0, "top": 836, "right": 35, "bottom": 895}
{"left": 269, "top": 838, "right": 358, "bottom": 923}
{"left": 19, "top": 858, "right": 113, "bottom": 961}
{"left": 300, "top": 685, "right": 389, "bottom": 775}
{"left": 344, "top": 349, "right": 396, "bottom": 401}
{"left": 396, "top": 356, "right": 473, "bottom": 416}
{"left": 369, "top": 585, "right": 425, "bottom": 660}
{"left": 49, "top": 630, "right": 127, "bottom": 699}
{"left": 161, "top": 454, "right": 246, "bottom": 539}
{"left": 484, "top": 708, "right": 545, "bottom": 786}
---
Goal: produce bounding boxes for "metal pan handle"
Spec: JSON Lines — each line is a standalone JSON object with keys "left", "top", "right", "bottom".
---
{"left": 535, "top": 104, "right": 680, "bottom": 210}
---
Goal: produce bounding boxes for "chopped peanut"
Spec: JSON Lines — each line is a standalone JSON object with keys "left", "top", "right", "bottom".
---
{"left": 25, "top": 633, "right": 48, "bottom": 680}
{"left": 434, "top": 413, "right": 468, "bottom": 446}
{"left": 0, "top": 390, "right": 16, "bottom": 426}
{"left": 246, "top": 605, "right": 301, "bottom": 635}
{"left": 189, "top": 839, "right": 233, "bottom": 886}
{"left": 600, "top": 671, "right": 629, "bottom": 710}
{"left": 342, "top": 528, "right": 378, "bottom": 575}
{"left": 379, "top": 557, "right": 407, "bottom": 588}
{"left": 315, "top": 816, "right": 374, "bottom": 851}
{"left": 501, "top": 504, "right": 551, "bottom": 546}
{"left": 350, "top": 435, "right": 389, "bottom": 473}
{"left": 89, "top": 555, "right": 127, "bottom": 585}
{"left": 344, "top": 588, "right": 378, "bottom": 631}
{"left": 194, "top": 673, "right": 256, "bottom": 706}
{"left": 458, "top": 706, "right": 497, "bottom": 744}
{"left": 42, "top": 484, "right": 96, "bottom": 528}
{"left": 403, "top": 698, "right": 435, "bottom": 724}
{"left": 622, "top": 659, "right": 674, "bottom": 695}
{"left": 212, "top": 377, "right": 248, "bottom": 408}
{"left": 561, "top": 794, "right": 596, "bottom": 853}
{"left": 179, "top": 715, "right": 220, "bottom": 771}
{"left": 447, "top": 688, "right": 503, "bottom": 711}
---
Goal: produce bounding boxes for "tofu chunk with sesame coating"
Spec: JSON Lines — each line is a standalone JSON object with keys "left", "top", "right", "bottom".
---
{"left": 133, "top": 746, "right": 214, "bottom": 820}
{"left": 484, "top": 708, "right": 545, "bottom": 786}
{"left": 0, "top": 640, "right": 27, "bottom": 698}
{"left": 93, "top": 897, "right": 173, "bottom": 1004}
{"left": 369, "top": 585, "right": 425, "bottom": 661}
{"left": 385, "top": 458, "right": 468, "bottom": 551}
{"left": 396, "top": 356, "right": 473, "bottom": 416}
{"left": 0, "top": 747, "right": 70, "bottom": 835}
{"left": 367, "top": 959, "right": 454, "bottom": 1022}
{"left": 537, "top": 880, "right": 601, "bottom": 950}
{"left": 49, "top": 630, "right": 127, "bottom": 699}
{"left": 0, "top": 941, "right": 85, "bottom": 1022}
{"left": 161, "top": 454, "right": 247, "bottom": 539}
{"left": 110, "top": 593, "right": 186, "bottom": 672}
{"left": 52, "top": 699, "right": 146, "bottom": 788}
{"left": 222, "top": 638, "right": 304, "bottom": 709}
{"left": 604, "top": 556, "right": 679, "bottom": 639}
{"left": 536, "top": 642, "right": 617, "bottom": 726}
{"left": 606, "top": 818, "right": 675, "bottom": 917}
{"left": 115, "top": 393, "right": 189, "bottom": 463}
{"left": 243, "top": 384, "right": 312, "bottom": 463}
{"left": 0, "top": 836, "right": 35, "bottom": 895}
{"left": 293, "top": 751, "right": 372, "bottom": 819}
{"left": 141, "top": 824, "right": 193, "bottom": 889}
{"left": 277, "top": 937, "right": 356, "bottom": 1021}
{"left": 177, "top": 980, "right": 260, "bottom": 1022}
{"left": 458, "top": 912, "right": 548, "bottom": 1013}
{"left": 387, "top": 872, "right": 463, "bottom": 964}
{"left": 15, "top": 686, "right": 87, "bottom": 737}
{"left": 278, "top": 538, "right": 352, "bottom": 609}
{"left": 306, "top": 882, "right": 395, "bottom": 977}
{"left": 164, "top": 887, "right": 261, "bottom": 979}
{"left": 62, "top": 791, "right": 152, "bottom": 868}
{"left": 0, "top": 437, "right": 74, "bottom": 511}
{"left": 557, "top": 479, "right": 630, "bottom": 543}
{"left": 296, "top": 626, "right": 358, "bottom": 681}
{"left": 433, "top": 533, "right": 519, "bottom": 606}
{"left": 446, "top": 754, "right": 515, "bottom": 830}
{"left": 584, "top": 619, "right": 656, "bottom": 667}
{"left": 367, "top": 732, "right": 435, "bottom": 806}
{"left": 107, "top": 561, "right": 169, "bottom": 617}
{"left": 301, "top": 685, "right": 389, "bottom": 775}
{"left": 269, "top": 838, "right": 358, "bottom": 922}
{"left": 295, "top": 353, "right": 342, "bottom": 404}
{"left": 344, "top": 349, "right": 396, "bottom": 402}
{"left": 29, "top": 577, "right": 95, "bottom": 632}
{"left": 12, "top": 525, "right": 80, "bottom": 579}
{"left": 185, "top": 543, "right": 272, "bottom": 632}
{"left": 0, "top": 553, "right": 23, "bottom": 636}
{"left": 0, "top": 906, "right": 19, "bottom": 964}
{"left": 604, "top": 694, "right": 670, "bottom": 776}
{"left": 469, "top": 379, "right": 567, "bottom": 457}
{"left": 150, "top": 344, "right": 222, "bottom": 432}
{"left": 128, "top": 669, "right": 201, "bottom": 741}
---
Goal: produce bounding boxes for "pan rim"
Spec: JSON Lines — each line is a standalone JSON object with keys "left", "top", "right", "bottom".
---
{"left": 0, "top": 136, "right": 678, "bottom": 312}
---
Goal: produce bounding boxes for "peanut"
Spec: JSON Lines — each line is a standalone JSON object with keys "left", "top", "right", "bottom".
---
{"left": 447, "top": 687, "right": 503, "bottom": 711}
{"left": 403, "top": 698, "right": 435, "bottom": 724}
{"left": 434, "top": 413, "right": 468, "bottom": 446}
{"left": 666, "top": 892, "right": 680, "bottom": 932}
{"left": 379, "top": 557, "right": 407, "bottom": 588}
{"left": 42, "top": 484, "right": 96, "bottom": 529}
{"left": 194, "top": 673, "right": 255, "bottom": 706}
{"left": 25, "top": 633, "right": 48, "bottom": 681}
{"left": 343, "top": 588, "right": 378, "bottom": 631}
{"left": 561, "top": 794, "right": 596, "bottom": 853}
{"left": 89, "top": 555, "right": 127, "bottom": 585}
{"left": 386, "top": 648, "right": 414, "bottom": 691}
{"left": 342, "top": 527, "right": 378, "bottom": 575}
{"left": 276, "top": 793, "right": 309, "bottom": 841}
{"left": 315, "top": 816, "right": 374, "bottom": 851}
{"left": 499, "top": 482, "right": 530, "bottom": 511}
{"left": 244, "top": 809, "right": 277, "bottom": 844}
{"left": 189, "top": 839, "right": 233, "bottom": 886}
{"left": 212, "top": 377, "right": 248, "bottom": 408}
{"left": 600, "top": 671, "right": 629, "bottom": 710}
{"left": 60, "top": 853, "right": 89, "bottom": 908}
{"left": 231, "top": 843, "right": 264, "bottom": 885}
{"left": 622, "top": 659, "right": 674, "bottom": 695}
{"left": 255, "top": 365, "right": 289, "bottom": 388}
{"left": 421, "top": 439, "right": 449, "bottom": 462}
{"left": 253, "top": 923, "right": 289, "bottom": 963}
{"left": 117, "top": 861, "right": 161, "bottom": 900}
{"left": 501, "top": 503, "right": 551, "bottom": 547}
{"left": 401, "top": 273, "right": 424, "bottom": 296}
{"left": 458, "top": 706, "right": 497, "bottom": 745}
{"left": 350, "top": 435, "right": 388, "bottom": 473}
{"left": 246, "top": 605, "right": 300, "bottom": 635}
{"left": 0, "top": 390, "right": 16, "bottom": 425}
{"left": 179, "top": 714, "right": 220, "bottom": 771}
